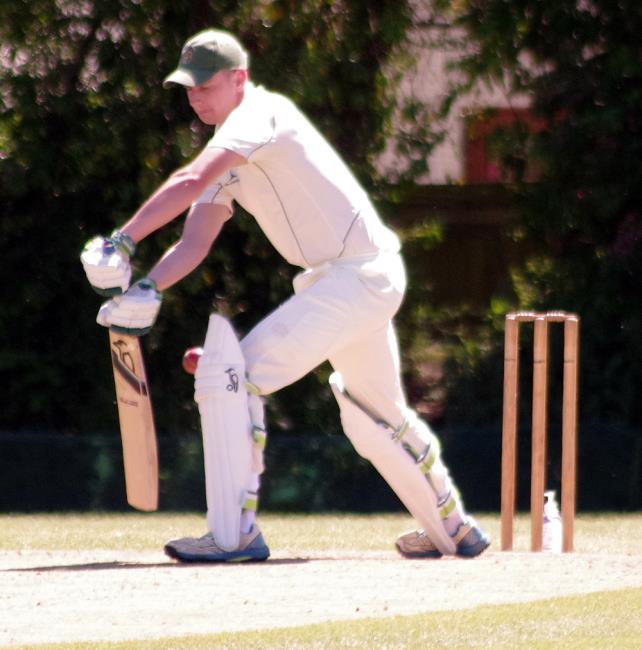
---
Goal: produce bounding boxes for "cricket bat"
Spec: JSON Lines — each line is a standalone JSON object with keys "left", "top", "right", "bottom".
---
{"left": 109, "top": 330, "right": 159, "bottom": 511}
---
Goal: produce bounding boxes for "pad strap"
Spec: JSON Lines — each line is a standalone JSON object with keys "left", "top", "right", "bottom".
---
{"left": 242, "top": 490, "right": 259, "bottom": 512}
{"left": 252, "top": 426, "right": 267, "bottom": 450}
{"left": 438, "top": 491, "right": 459, "bottom": 519}
{"left": 247, "top": 390, "right": 268, "bottom": 474}
{"left": 393, "top": 416, "right": 460, "bottom": 521}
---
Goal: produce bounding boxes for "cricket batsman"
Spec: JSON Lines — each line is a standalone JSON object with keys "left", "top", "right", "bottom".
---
{"left": 81, "top": 29, "right": 490, "bottom": 562}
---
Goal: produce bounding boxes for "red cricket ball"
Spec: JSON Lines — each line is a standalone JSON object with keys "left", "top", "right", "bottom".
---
{"left": 182, "top": 346, "right": 203, "bottom": 375}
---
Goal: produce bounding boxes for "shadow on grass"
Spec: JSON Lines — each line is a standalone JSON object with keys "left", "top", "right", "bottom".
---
{"left": 4, "top": 557, "right": 310, "bottom": 572}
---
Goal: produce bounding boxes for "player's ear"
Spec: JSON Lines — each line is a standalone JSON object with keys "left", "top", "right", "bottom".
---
{"left": 233, "top": 69, "right": 248, "bottom": 87}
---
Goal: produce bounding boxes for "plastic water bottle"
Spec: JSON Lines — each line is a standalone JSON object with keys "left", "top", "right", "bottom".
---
{"left": 542, "top": 490, "right": 562, "bottom": 552}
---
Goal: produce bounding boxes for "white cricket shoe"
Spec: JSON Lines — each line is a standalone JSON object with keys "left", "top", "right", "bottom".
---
{"left": 164, "top": 526, "right": 270, "bottom": 563}
{"left": 396, "top": 518, "right": 490, "bottom": 559}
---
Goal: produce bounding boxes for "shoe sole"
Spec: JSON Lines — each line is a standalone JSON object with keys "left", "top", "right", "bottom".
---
{"left": 164, "top": 544, "right": 270, "bottom": 563}
{"left": 395, "top": 543, "right": 443, "bottom": 559}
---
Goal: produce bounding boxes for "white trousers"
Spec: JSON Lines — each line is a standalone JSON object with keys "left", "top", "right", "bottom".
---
{"left": 237, "top": 251, "right": 466, "bottom": 548}
{"left": 240, "top": 252, "right": 408, "bottom": 428}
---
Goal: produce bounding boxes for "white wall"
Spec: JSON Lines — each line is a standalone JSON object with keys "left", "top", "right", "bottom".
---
{"left": 378, "top": 22, "right": 532, "bottom": 184}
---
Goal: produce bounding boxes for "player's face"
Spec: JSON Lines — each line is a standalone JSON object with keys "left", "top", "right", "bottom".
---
{"left": 187, "top": 70, "right": 246, "bottom": 125}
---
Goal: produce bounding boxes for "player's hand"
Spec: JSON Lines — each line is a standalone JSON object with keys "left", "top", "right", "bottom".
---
{"left": 80, "top": 230, "right": 136, "bottom": 296}
{"left": 96, "top": 278, "right": 162, "bottom": 336}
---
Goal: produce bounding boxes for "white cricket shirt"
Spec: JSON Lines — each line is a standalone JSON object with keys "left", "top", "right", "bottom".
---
{"left": 195, "top": 83, "right": 400, "bottom": 269}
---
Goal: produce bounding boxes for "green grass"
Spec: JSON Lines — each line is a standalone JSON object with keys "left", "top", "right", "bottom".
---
{"left": 2, "top": 512, "right": 641, "bottom": 649}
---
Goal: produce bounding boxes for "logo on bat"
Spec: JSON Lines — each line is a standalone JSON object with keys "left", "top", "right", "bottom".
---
{"left": 111, "top": 339, "right": 148, "bottom": 397}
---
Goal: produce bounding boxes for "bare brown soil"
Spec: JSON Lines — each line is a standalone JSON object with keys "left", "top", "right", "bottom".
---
{"left": 1, "top": 548, "right": 641, "bottom": 646}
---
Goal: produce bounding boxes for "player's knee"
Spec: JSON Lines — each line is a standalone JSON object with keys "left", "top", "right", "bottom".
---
{"left": 241, "top": 350, "right": 291, "bottom": 397}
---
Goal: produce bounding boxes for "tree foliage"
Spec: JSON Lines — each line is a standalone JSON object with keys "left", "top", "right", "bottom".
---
{"left": 428, "top": 1, "right": 642, "bottom": 507}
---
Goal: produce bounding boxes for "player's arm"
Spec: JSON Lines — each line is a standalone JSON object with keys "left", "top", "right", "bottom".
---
{"left": 80, "top": 146, "right": 243, "bottom": 296}
{"left": 120, "top": 147, "right": 245, "bottom": 243}
{"left": 147, "top": 202, "right": 230, "bottom": 291}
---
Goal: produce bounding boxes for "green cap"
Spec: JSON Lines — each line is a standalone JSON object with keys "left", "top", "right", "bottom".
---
{"left": 163, "top": 29, "right": 248, "bottom": 88}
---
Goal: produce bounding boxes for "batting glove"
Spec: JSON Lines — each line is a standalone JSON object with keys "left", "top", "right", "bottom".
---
{"left": 96, "top": 278, "right": 162, "bottom": 336}
{"left": 80, "top": 230, "right": 136, "bottom": 296}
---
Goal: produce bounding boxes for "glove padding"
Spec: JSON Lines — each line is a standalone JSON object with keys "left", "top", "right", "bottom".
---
{"left": 80, "top": 230, "right": 136, "bottom": 296}
{"left": 97, "top": 278, "right": 162, "bottom": 336}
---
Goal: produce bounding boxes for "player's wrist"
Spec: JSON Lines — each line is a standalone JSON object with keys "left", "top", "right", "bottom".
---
{"left": 134, "top": 277, "right": 163, "bottom": 299}
{"left": 109, "top": 229, "right": 136, "bottom": 257}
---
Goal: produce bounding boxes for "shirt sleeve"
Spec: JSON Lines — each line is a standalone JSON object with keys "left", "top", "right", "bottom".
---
{"left": 205, "top": 88, "right": 276, "bottom": 161}
{"left": 193, "top": 178, "right": 234, "bottom": 215}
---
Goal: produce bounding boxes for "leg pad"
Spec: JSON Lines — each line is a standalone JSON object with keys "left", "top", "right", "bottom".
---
{"left": 330, "top": 372, "right": 456, "bottom": 555}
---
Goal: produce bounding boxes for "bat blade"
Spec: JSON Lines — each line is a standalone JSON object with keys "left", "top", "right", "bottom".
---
{"left": 109, "top": 330, "right": 159, "bottom": 511}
